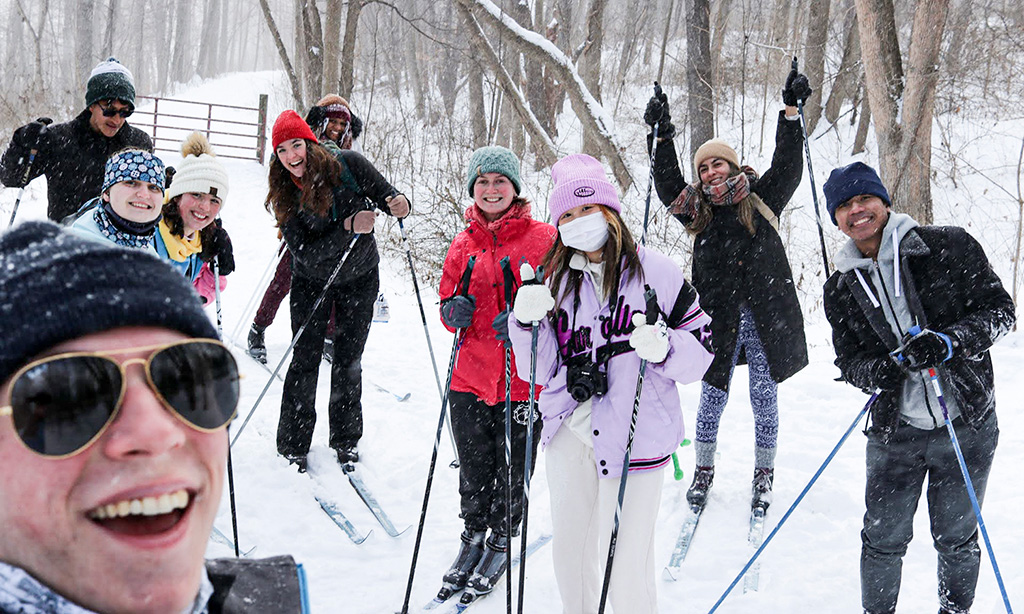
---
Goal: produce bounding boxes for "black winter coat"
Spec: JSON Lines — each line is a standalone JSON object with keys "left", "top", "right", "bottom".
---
{"left": 823, "top": 226, "right": 1015, "bottom": 444}
{"left": 0, "top": 109, "right": 153, "bottom": 221}
{"left": 653, "top": 111, "right": 807, "bottom": 391}
{"left": 205, "top": 555, "right": 306, "bottom": 613}
{"left": 279, "top": 149, "right": 399, "bottom": 285}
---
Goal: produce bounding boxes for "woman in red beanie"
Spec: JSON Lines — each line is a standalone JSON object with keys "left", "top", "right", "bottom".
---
{"left": 266, "top": 109, "right": 409, "bottom": 471}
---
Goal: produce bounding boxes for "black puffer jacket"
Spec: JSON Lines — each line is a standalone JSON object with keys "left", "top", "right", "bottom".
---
{"left": 279, "top": 149, "right": 399, "bottom": 285}
{"left": 0, "top": 109, "right": 153, "bottom": 221}
{"left": 653, "top": 111, "right": 807, "bottom": 391}
{"left": 823, "top": 226, "right": 1015, "bottom": 443}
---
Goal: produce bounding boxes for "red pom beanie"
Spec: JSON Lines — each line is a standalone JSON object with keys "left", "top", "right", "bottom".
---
{"left": 272, "top": 109, "right": 317, "bottom": 151}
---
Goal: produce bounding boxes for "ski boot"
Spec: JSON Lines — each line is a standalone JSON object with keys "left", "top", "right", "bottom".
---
{"left": 247, "top": 323, "right": 267, "bottom": 364}
{"left": 461, "top": 532, "right": 509, "bottom": 602}
{"left": 335, "top": 445, "right": 359, "bottom": 468}
{"left": 283, "top": 454, "right": 307, "bottom": 473}
{"left": 686, "top": 465, "right": 715, "bottom": 509}
{"left": 322, "top": 337, "right": 335, "bottom": 363}
{"left": 751, "top": 467, "right": 774, "bottom": 511}
{"left": 435, "top": 529, "right": 486, "bottom": 601}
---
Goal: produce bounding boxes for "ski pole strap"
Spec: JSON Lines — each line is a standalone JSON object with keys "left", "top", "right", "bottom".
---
{"left": 458, "top": 255, "right": 477, "bottom": 297}
{"left": 643, "top": 284, "right": 659, "bottom": 325}
{"left": 499, "top": 255, "right": 516, "bottom": 311}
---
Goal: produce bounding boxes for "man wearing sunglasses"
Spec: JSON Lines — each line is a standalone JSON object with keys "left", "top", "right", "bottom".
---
{"left": 0, "top": 221, "right": 307, "bottom": 613}
{"left": 0, "top": 57, "right": 153, "bottom": 223}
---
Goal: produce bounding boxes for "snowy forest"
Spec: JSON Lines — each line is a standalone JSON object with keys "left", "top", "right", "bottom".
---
{"left": 2, "top": 0, "right": 1024, "bottom": 612}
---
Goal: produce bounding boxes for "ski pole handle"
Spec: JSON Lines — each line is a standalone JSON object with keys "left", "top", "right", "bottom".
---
{"left": 792, "top": 56, "right": 798, "bottom": 72}
{"left": 643, "top": 284, "right": 659, "bottom": 326}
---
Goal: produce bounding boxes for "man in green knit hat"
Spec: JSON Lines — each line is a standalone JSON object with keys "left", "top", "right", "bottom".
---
{"left": 0, "top": 57, "right": 153, "bottom": 222}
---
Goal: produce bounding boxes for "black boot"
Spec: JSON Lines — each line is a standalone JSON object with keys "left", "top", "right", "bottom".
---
{"left": 686, "top": 465, "right": 715, "bottom": 509}
{"left": 463, "top": 532, "right": 509, "bottom": 598}
{"left": 247, "top": 323, "right": 267, "bottom": 364}
{"left": 436, "top": 529, "right": 486, "bottom": 599}
{"left": 751, "top": 467, "right": 774, "bottom": 511}
{"left": 335, "top": 444, "right": 359, "bottom": 467}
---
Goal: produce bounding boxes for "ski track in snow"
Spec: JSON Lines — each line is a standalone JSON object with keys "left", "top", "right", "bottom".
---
{"left": 2, "top": 71, "right": 1021, "bottom": 613}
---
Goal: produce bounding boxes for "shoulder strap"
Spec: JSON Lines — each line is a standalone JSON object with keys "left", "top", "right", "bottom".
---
{"left": 335, "top": 153, "right": 363, "bottom": 196}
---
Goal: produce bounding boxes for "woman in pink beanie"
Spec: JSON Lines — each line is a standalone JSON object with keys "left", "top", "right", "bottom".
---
{"left": 508, "top": 153, "right": 714, "bottom": 613}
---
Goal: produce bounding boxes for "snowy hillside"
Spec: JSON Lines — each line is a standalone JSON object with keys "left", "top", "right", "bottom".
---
{"left": 1, "top": 70, "right": 1020, "bottom": 613}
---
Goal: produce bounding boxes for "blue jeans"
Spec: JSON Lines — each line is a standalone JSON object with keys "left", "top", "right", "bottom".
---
{"left": 861, "top": 411, "right": 998, "bottom": 613}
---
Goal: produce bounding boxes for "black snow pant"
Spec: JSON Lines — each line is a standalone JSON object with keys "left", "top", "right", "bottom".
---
{"left": 861, "top": 411, "right": 998, "bottom": 614}
{"left": 277, "top": 266, "right": 378, "bottom": 457}
{"left": 449, "top": 389, "right": 541, "bottom": 536}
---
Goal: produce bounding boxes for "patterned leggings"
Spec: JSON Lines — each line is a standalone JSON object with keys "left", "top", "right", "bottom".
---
{"left": 694, "top": 305, "right": 779, "bottom": 456}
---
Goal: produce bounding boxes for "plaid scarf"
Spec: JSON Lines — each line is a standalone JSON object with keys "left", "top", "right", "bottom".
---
{"left": 668, "top": 166, "right": 758, "bottom": 219}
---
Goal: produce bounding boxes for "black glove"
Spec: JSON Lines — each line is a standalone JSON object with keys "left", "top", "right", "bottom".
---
{"left": 305, "top": 105, "right": 326, "bottom": 131}
{"left": 204, "top": 219, "right": 235, "bottom": 275}
{"left": 492, "top": 309, "right": 510, "bottom": 344}
{"left": 782, "top": 68, "right": 812, "bottom": 106}
{"left": 164, "top": 166, "right": 177, "bottom": 190}
{"left": 350, "top": 113, "right": 363, "bottom": 140}
{"left": 643, "top": 88, "right": 676, "bottom": 140}
{"left": 874, "top": 359, "right": 907, "bottom": 391}
{"left": 440, "top": 294, "right": 476, "bottom": 329}
{"left": 898, "top": 328, "right": 953, "bottom": 371}
{"left": 12, "top": 117, "right": 52, "bottom": 149}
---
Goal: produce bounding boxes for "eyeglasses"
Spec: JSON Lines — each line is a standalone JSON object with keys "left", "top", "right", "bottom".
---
{"left": 98, "top": 101, "right": 134, "bottom": 118}
{"left": 0, "top": 340, "right": 239, "bottom": 458}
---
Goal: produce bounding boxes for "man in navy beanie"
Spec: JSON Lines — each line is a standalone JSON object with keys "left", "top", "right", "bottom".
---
{"left": 0, "top": 221, "right": 307, "bottom": 613}
{"left": 821, "top": 162, "right": 1015, "bottom": 614}
{"left": 0, "top": 58, "right": 153, "bottom": 222}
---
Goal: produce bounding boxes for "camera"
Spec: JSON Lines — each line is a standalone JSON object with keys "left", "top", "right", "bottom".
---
{"left": 567, "top": 359, "right": 608, "bottom": 403}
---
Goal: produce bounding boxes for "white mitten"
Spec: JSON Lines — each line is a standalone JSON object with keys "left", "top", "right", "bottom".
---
{"left": 513, "top": 283, "right": 554, "bottom": 324}
{"left": 629, "top": 312, "right": 669, "bottom": 363}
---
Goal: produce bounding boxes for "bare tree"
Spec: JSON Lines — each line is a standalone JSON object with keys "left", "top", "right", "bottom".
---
{"left": 687, "top": 0, "right": 714, "bottom": 162}
{"left": 323, "top": 0, "right": 343, "bottom": 95}
{"left": 856, "top": 0, "right": 949, "bottom": 223}
{"left": 257, "top": 0, "right": 304, "bottom": 108}
{"left": 170, "top": 0, "right": 193, "bottom": 84}
{"left": 579, "top": 0, "right": 608, "bottom": 155}
{"left": 198, "top": 0, "right": 223, "bottom": 78}
{"left": 339, "top": 0, "right": 364, "bottom": 98}
{"left": 801, "top": 0, "right": 830, "bottom": 133}
{"left": 74, "top": 0, "right": 93, "bottom": 88}
{"left": 824, "top": 2, "right": 861, "bottom": 127}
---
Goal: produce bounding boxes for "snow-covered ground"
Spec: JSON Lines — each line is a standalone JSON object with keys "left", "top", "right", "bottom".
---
{"left": 1, "top": 71, "right": 1021, "bottom": 613}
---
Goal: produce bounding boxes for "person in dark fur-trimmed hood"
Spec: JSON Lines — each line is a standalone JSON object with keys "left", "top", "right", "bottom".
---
{"left": 822, "top": 161, "right": 1015, "bottom": 614}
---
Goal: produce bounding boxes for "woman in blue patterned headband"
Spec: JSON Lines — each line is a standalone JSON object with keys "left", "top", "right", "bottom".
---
{"left": 68, "top": 148, "right": 166, "bottom": 248}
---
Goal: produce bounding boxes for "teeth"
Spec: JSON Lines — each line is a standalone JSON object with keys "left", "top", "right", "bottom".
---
{"left": 90, "top": 490, "right": 190, "bottom": 520}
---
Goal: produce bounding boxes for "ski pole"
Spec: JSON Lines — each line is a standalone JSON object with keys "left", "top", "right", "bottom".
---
{"left": 499, "top": 256, "right": 516, "bottom": 614}
{"left": 516, "top": 264, "right": 544, "bottom": 614}
{"left": 640, "top": 82, "right": 661, "bottom": 247}
{"left": 924, "top": 368, "right": 1014, "bottom": 613}
{"left": 230, "top": 239, "right": 286, "bottom": 345}
{"left": 214, "top": 255, "right": 241, "bottom": 558}
{"left": 707, "top": 390, "right": 879, "bottom": 613}
{"left": 791, "top": 56, "right": 831, "bottom": 278}
{"left": 7, "top": 118, "right": 52, "bottom": 227}
{"left": 230, "top": 234, "right": 362, "bottom": 448}
{"left": 398, "top": 218, "right": 461, "bottom": 468}
{"left": 398, "top": 256, "right": 476, "bottom": 614}
{"left": 597, "top": 286, "right": 659, "bottom": 614}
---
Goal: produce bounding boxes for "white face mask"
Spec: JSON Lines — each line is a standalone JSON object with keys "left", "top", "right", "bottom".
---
{"left": 559, "top": 212, "right": 609, "bottom": 252}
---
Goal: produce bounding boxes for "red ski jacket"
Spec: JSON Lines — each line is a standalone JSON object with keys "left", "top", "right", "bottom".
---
{"left": 439, "top": 203, "right": 556, "bottom": 405}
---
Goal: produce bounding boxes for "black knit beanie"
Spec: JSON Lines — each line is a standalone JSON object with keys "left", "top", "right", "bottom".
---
{"left": 0, "top": 221, "right": 218, "bottom": 384}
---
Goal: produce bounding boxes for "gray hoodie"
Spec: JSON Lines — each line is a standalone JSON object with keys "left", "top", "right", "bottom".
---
{"left": 833, "top": 212, "right": 960, "bottom": 429}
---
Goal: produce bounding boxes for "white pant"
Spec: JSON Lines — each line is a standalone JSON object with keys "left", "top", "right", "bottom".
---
{"left": 546, "top": 426, "right": 663, "bottom": 614}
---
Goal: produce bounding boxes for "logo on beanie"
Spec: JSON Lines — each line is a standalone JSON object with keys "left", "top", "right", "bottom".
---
{"left": 574, "top": 186, "right": 596, "bottom": 198}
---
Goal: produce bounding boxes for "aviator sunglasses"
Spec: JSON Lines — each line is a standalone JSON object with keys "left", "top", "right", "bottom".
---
{"left": 0, "top": 340, "right": 239, "bottom": 458}
{"left": 97, "top": 101, "right": 134, "bottom": 118}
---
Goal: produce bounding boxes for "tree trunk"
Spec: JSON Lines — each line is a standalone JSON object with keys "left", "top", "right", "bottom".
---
{"left": 524, "top": 0, "right": 551, "bottom": 138}
{"left": 299, "top": 0, "right": 324, "bottom": 104}
{"left": 469, "top": 59, "right": 488, "bottom": 149}
{"left": 75, "top": 0, "right": 94, "bottom": 90}
{"left": 323, "top": 0, "right": 343, "bottom": 95}
{"left": 198, "top": 0, "right": 223, "bottom": 78}
{"left": 656, "top": 0, "right": 675, "bottom": 82}
{"left": 102, "top": 0, "right": 117, "bottom": 58}
{"left": 171, "top": 0, "right": 192, "bottom": 83}
{"left": 687, "top": 0, "right": 714, "bottom": 162}
{"left": 257, "top": 0, "right": 304, "bottom": 108}
{"left": 852, "top": 77, "right": 871, "bottom": 154}
{"left": 580, "top": 0, "right": 608, "bottom": 156}
{"left": 710, "top": 0, "right": 733, "bottom": 97}
{"left": 801, "top": 0, "right": 830, "bottom": 133}
{"left": 824, "top": 3, "right": 860, "bottom": 126}
{"left": 856, "top": 0, "right": 948, "bottom": 222}
{"left": 339, "top": 0, "right": 364, "bottom": 98}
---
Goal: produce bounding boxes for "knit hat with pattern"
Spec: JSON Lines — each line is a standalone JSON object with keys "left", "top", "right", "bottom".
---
{"left": 547, "top": 153, "right": 621, "bottom": 222}
{"left": 101, "top": 149, "right": 166, "bottom": 194}
{"left": 466, "top": 146, "right": 522, "bottom": 197}
{"left": 0, "top": 221, "right": 217, "bottom": 384}
{"left": 272, "top": 110, "right": 317, "bottom": 151}
{"left": 85, "top": 57, "right": 137, "bottom": 109}
{"left": 167, "top": 132, "right": 230, "bottom": 203}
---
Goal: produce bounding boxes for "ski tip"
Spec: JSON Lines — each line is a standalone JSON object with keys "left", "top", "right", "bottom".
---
{"left": 352, "top": 529, "right": 373, "bottom": 545}
{"left": 398, "top": 393, "right": 412, "bottom": 402}
{"left": 662, "top": 567, "right": 679, "bottom": 582}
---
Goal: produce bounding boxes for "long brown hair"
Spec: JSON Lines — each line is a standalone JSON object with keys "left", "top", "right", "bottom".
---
{"left": 264, "top": 139, "right": 344, "bottom": 226}
{"left": 686, "top": 162, "right": 761, "bottom": 236}
{"left": 161, "top": 196, "right": 218, "bottom": 257}
{"left": 543, "top": 206, "right": 643, "bottom": 310}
